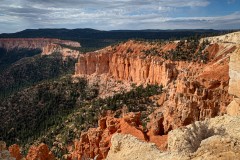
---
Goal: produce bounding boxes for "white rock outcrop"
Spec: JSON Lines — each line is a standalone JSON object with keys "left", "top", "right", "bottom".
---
{"left": 106, "top": 115, "right": 240, "bottom": 160}
{"left": 227, "top": 45, "right": 240, "bottom": 115}
{"left": 106, "top": 133, "right": 165, "bottom": 160}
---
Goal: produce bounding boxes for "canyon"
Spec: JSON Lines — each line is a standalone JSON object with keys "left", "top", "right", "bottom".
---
{"left": 1, "top": 31, "right": 240, "bottom": 160}
{"left": 72, "top": 31, "right": 240, "bottom": 159}
{"left": 74, "top": 32, "right": 238, "bottom": 132}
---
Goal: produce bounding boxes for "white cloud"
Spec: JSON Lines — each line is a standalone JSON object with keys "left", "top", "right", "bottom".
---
{"left": 158, "top": 0, "right": 210, "bottom": 7}
{"left": 0, "top": 0, "right": 239, "bottom": 33}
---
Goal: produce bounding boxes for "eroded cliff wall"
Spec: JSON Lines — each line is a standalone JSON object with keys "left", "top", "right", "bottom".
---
{"left": 73, "top": 32, "right": 240, "bottom": 159}
{"left": 75, "top": 38, "right": 235, "bottom": 129}
{"left": 0, "top": 38, "right": 81, "bottom": 59}
{"left": 42, "top": 43, "right": 80, "bottom": 59}
{"left": 75, "top": 41, "right": 178, "bottom": 86}
{"left": 0, "top": 38, "right": 80, "bottom": 51}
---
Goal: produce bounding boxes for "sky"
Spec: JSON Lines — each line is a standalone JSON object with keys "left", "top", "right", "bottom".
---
{"left": 0, "top": 0, "right": 240, "bottom": 33}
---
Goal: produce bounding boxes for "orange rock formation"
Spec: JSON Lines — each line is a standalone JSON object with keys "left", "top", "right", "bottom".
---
{"left": 9, "top": 144, "right": 22, "bottom": 160}
{"left": 1, "top": 143, "right": 54, "bottom": 160}
{"left": 74, "top": 38, "right": 238, "bottom": 158}
{"left": 26, "top": 143, "right": 55, "bottom": 160}
{"left": 75, "top": 41, "right": 177, "bottom": 86}
{"left": 71, "top": 112, "right": 167, "bottom": 160}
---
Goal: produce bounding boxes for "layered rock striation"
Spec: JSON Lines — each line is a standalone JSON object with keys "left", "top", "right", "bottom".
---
{"left": 0, "top": 38, "right": 80, "bottom": 51}
{"left": 227, "top": 44, "right": 240, "bottom": 115}
{"left": 75, "top": 42, "right": 177, "bottom": 86}
{"left": 42, "top": 43, "right": 80, "bottom": 59}
{"left": 0, "top": 38, "right": 81, "bottom": 59}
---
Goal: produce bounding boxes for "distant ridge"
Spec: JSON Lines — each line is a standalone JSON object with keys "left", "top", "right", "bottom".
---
{"left": 0, "top": 28, "right": 229, "bottom": 39}
{"left": 0, "top": 28, "right": 234, "bottom": 53}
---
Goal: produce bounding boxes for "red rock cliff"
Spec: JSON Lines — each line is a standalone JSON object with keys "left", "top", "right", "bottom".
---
{"left": 75, "top": 41, "right": 178, "bottom": 86}
{"left": 74, "top": 37, "right": 239, "bottom": 159}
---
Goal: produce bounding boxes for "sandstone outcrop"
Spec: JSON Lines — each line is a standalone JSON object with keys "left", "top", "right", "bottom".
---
{"left": 26, "top": 143, "right": 55, "bottom": 160}
{"left": 168, "top": 114, "right": 240, "bottom": 159}
{"left": 107, "top": 115, "right": 240, "bottom": 160}
{"left": 75, "top": 37, "right": 235, "bottom": 134}
{"left": 227, "top": 45, "right": 240, "bottom": 115}
{"left": 8, "top": 144, "right": 22, "bottom": 160}
{"left": 71, "top": 112, "right": 167, "bottom": 160}
{"left": 73, "top": 32, "right": 240, "bottom": 159}
{"left": 71, "top": 112, "right": 146, "bottom": 160}
{"left": 75, "top": 41, "right": 178, "bottom": 86}
{"left": 106, "top": 133, "right": 163, "bottom": 160}
{"left": 0, "top": 141, "right": 16, "bottom": 160}
{"left": 0, "top": 142, "right": 54, "bottom": 160}
{"left": 201, "top": 31, "right": 240, "bottom": 44}
{"left": 42, "top": 43, "right": 79, "bottom": 59}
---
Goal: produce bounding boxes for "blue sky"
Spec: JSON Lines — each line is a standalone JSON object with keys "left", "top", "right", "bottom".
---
{"left": 0, "top": 0, "right": 239, "bottom": 33}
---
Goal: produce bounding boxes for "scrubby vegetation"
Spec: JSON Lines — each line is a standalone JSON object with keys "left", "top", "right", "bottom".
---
{"left": 96, "top": 84, "right": 162, "bottom": 112}
{"left": 41, "top": 83, "right": 162, "bottom": 158}
{"left": 141, "top": 37, "right": 210, "bottom": 63}
{"left": 0, "top": 76, "right": 96, "bottom": 145}
{"left": 0, "top": 76, "right": 163, "bottom": 158}
{"left": 164, "top": 38, "right": 209, "bottom": 63}
{"left": 0, "top": 48, "right": 41, "bottom": 71}
{"left": 0, "top": 52, "right": 77, "bottom": 99}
